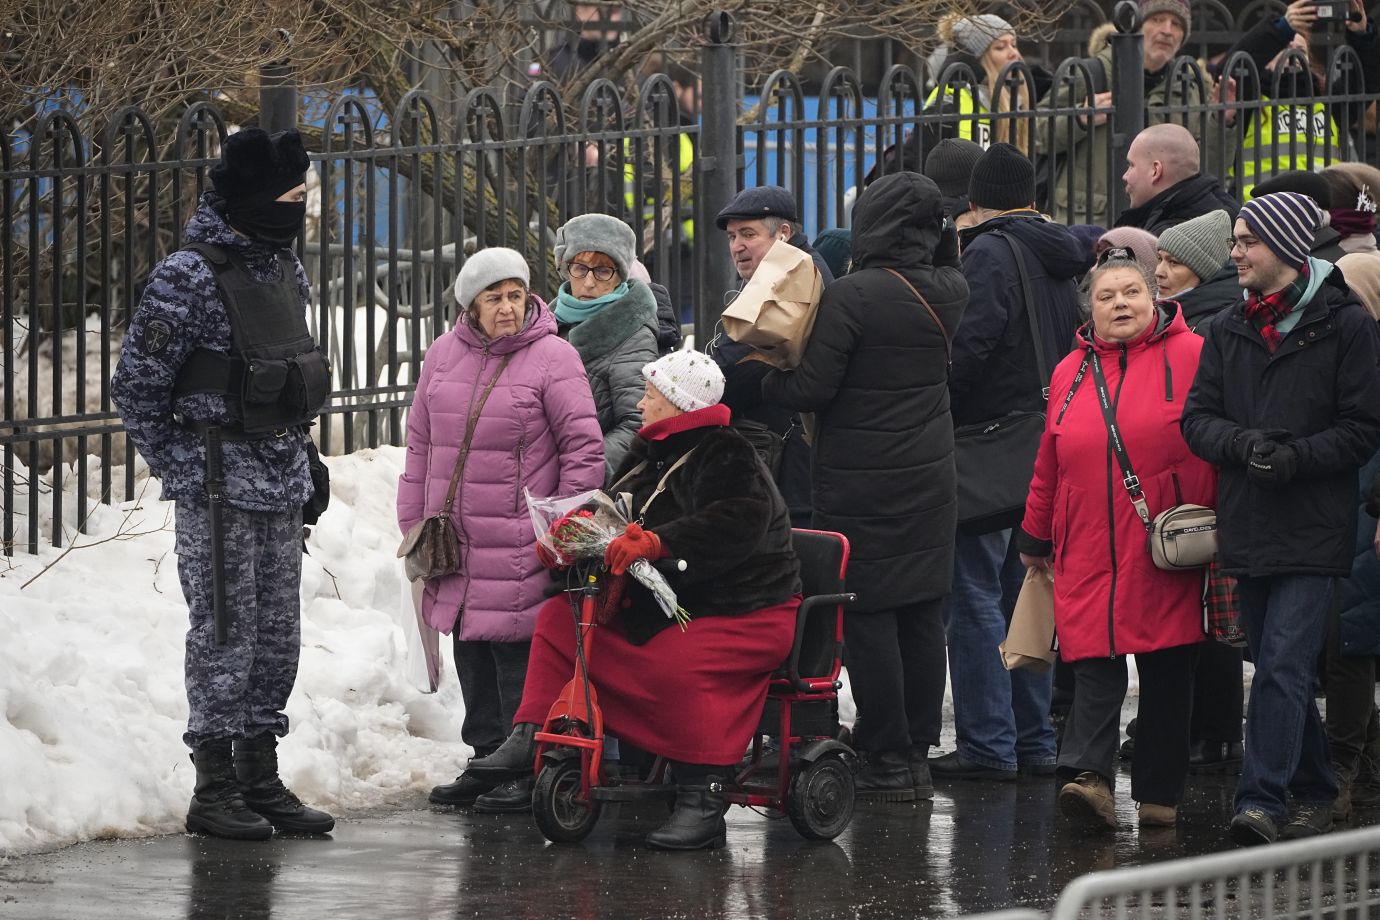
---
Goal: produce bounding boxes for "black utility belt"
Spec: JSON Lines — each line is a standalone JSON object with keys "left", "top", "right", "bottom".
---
{"left": 180, "top": 417, "right": 304, "bottom": 442}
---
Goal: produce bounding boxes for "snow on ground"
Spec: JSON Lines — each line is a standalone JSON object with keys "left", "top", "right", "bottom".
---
{"left": 0, "top": 447, "right": 469, "bottom": 857}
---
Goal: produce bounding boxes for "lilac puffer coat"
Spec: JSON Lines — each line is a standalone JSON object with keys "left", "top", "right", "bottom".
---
{"left": 397, "top": 295, "right": 603, "bottom": 640}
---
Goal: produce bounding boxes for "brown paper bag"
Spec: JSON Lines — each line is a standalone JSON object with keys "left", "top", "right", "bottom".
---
{"left": 1000, "top": 567, "right": 1057, "bottom": 672}
{"left": 720, "top": 239, "right": 824, "bottom": 370}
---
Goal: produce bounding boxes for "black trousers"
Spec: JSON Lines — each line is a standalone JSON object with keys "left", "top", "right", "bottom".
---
{"left": 1190, "top": 641, "right": 1245, "bottom": 744}
{"left": 453, "top": 635, "right": 531, "bottom": 756}
{"left": 1057, "top": 644, "right": 1197, "bottom": 806}
{"left": 844, "top": 599, "right": 947, "bottom": 753}
{"left": 1326, "top": 601, "right": 1377, "bottom": 770}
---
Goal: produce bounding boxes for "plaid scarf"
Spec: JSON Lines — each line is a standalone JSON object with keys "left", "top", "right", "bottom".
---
{"left": 1244, "top": 261, "right": 1310, "bottom": 353}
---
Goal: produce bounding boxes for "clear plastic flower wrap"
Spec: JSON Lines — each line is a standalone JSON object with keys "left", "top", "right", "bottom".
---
{"left": 525, "top": 488, "right": 690, "bottom": 628}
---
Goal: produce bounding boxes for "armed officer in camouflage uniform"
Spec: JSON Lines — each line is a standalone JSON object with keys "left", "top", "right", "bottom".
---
{"left": 112, "top": 128, "right": 334, "bottom": 840}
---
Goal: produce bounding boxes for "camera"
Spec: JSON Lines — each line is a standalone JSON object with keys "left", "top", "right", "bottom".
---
{"left": 1313, "top": 0, "right": 1358, "bottom": 22}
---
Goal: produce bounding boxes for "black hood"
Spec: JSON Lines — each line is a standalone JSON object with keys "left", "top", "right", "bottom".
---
{"left": 851, "top": 172, "right": 944, "bottom": 271}
{"left": 962, "top": 211, "right": 1094, "bottom": 281}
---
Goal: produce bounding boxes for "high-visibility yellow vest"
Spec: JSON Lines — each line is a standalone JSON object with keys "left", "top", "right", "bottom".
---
{"left": 623, "top": 133, "right": 696, "bottom": 243}
{"left": 924, "top": 84, "right": 992, "bottom": 149}
{"left": 1234, "top": 97, "right": 1341, "bottom": 199}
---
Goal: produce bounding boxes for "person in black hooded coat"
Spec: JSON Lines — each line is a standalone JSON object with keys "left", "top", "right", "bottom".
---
{"left": 762, "top": 171, "right": 968, "bottom": 799}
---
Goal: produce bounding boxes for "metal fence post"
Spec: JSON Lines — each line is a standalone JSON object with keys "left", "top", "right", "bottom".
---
{"left": 259, "top": 30, "right": 299, "bottom": 132}
{"left": 698, "top": 10, "right": 738, "bottom": 345}
{"left": 1108, "top": 1, "right": 1144, "bottom": 222}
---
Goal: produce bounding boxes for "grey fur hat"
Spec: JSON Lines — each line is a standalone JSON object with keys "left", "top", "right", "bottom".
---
{"left": 454, "top": 247, "right": 531, "bottom": 311}
{"left": 554, "top": 214, "right": 637, "bottom": 279}
{"left": 1156, "top": 210, "right": 1232, "bottom": 285}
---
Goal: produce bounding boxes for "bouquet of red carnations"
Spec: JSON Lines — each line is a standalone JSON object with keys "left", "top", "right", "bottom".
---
{"left": 526, "top": 488, "right": 690, "bottom": 629}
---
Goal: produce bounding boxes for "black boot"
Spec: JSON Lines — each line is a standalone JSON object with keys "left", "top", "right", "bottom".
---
{"left": 187, "top": 741, "right": 273, "bottom": 841}
{"left": 233, "top": 735, "right": 335, "bottom": 834}
{"left": 854, "top": 750, "right": 916, "bottom": 802}
{"left": 465, "top": 723, "right": 538, "bottom": 776}
{"left": 430, "top": 770, "right": 499, "bottom": 806}
{"left": 646, "top": 775, "right": 728, "bottom": 850}
{"left": 472, "top": 776, "right": 534, "bottom": 814}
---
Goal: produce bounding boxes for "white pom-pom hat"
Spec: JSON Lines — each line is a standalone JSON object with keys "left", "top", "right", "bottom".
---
{"left": 641, "top": 351, "right": 725, "bottom": 413}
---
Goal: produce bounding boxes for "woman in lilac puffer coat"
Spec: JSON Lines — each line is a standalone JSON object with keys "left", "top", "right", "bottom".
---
{"left": 397, "top": 247, "right": 603, "bottom": 811}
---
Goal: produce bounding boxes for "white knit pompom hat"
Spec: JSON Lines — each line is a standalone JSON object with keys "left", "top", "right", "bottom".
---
{"left": 641, "top": 351, "right": 725, "bottom": 413}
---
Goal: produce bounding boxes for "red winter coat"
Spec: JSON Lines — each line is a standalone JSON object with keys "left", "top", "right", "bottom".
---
{"left": 1018, "top": 305, "right": 1214, "bottom": 662}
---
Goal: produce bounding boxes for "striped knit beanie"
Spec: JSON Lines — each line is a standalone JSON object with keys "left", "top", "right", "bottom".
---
{"left": 642, "top": 350, "right": 724, "bottom": 412}
{"left": 1238, "top": 192, "right": 1323, "bottom": 271}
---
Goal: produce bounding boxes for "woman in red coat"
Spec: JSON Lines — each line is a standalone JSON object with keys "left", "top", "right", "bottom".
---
{"left": 1016, "top": 250, "right": 1214, "bottom": 831}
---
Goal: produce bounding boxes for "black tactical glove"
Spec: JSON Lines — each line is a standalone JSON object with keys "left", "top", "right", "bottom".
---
{"left": 1229, "top": 428, "right": 1292, "bottom": 466}
{"left": 1247, "top": 440, "right": 1299, "bottom": 486}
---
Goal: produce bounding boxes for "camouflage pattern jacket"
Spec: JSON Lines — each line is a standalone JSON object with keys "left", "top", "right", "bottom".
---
{"left": 111, "top": 193, "right": 314, "bottom": 513}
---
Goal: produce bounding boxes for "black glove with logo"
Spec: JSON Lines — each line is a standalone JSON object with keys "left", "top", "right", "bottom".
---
{"left": 1247, "top": 440, "right": 1299, "bottom": 486}
{"left": 1230, "top": 428, "right": 1292, "bottom": 466}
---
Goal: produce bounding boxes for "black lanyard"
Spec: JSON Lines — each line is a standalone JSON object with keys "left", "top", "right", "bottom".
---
{"left": 1087, "top": 350, "right": 1153, "bottom": 531}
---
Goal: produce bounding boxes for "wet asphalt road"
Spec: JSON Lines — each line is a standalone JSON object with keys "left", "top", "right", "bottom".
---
{"left": 9, "top": 767, "right": 1362, "bottom": 920}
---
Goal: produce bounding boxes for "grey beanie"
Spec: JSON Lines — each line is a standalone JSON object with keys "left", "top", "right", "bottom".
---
{"left": 1157, "top": 210, "right": 1232, "bottom": 285}
{"left": 554, "top": 213, "right": 637, "bottom": 279}
{"left": 454, "top": 247, "right": 531, "bottom": 311}
{"left": 949, "top": 14, "right": 1015, "bottom": 58}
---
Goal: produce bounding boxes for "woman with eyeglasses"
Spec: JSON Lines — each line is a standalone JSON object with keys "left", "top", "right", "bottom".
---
{"left": 552, "top": 214, "right": 663, "bottom": 478}
{"left": 1016, "top": 249, "right": 1214, "bottom": 832}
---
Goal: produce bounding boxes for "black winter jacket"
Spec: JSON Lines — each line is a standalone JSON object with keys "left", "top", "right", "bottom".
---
{"left": 762, "top": 172, "right": 969, "bottom": 611}
{"left": 1114, "top": 173, "right": 1240, "bottom": 237}
{"left": 1178, "top": 262, "right": 1243, "bottom": 333}
{"left": 1182, "top": 265, "right": 1380, "bottom": 576}
{"left": 951, "top": 212, "right": 1089, "bottom": 426}
{"left": 610, "top": 423, "right": 801, "bottom": 644}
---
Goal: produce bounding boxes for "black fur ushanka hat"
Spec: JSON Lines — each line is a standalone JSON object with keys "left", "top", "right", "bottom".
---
{"left": 210, "top": 128, "right": 309, "bottom": 205}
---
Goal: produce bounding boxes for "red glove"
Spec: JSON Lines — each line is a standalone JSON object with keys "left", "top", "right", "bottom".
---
{"left": 604, "top": 522, "right": 665, "bottom": 575}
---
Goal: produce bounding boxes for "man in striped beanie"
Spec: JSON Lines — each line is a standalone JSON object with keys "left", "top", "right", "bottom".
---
{"left": 1182, "top": 191, "right": 1380, "bottom": 847}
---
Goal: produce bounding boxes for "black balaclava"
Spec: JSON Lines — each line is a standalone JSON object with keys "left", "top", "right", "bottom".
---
{"left": 209, "top": 128, "right": 309, "bottom": 248}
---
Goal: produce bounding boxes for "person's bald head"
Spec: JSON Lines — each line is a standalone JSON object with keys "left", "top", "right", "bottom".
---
{"left": 1122, "top": 124, "right": 1201, "bottom": 208}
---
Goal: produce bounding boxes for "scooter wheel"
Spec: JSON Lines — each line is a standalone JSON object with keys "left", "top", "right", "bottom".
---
{"left": 788, "top": 752, "right": 854, "bottom": 840}
{"left": 533, "top": 756, "right": 601, "bottom": 843}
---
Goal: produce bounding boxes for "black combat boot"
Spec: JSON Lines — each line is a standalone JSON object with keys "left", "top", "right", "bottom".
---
{"left": 854, "top": 750, "right": 916, "bottom": 802}
{"left": 233, "top": 735, "right": 335, "bottom": 834}
{"left": 465, "top": 723, "right": 538, "bottom": 776}
{"left": 472, "top": 776, "right": 534, "bottom": 814}
{"left": 187, "top": 741, "right": 273, "bottom": 841}
{"left": 646, "top": 771, "right": 729, "bottom": 851}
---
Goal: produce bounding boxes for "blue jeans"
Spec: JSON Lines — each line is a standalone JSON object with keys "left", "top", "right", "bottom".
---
{"left": 1235, "top": 574, "right": 1339, "bottom": 819}
{"left": 944, "top": 530, "right": 1057, "bottom": 770}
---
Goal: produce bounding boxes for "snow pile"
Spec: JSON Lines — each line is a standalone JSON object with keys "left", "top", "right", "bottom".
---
{"left": 0, "top": 446, "right": 469, "bottom": 856}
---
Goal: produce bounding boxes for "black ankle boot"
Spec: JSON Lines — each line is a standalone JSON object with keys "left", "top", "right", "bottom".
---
{"left": 854, "top": 750, "right": 916, "bottom": 802}
{"left": 646, "top": 777, "right": 729, "bottom": 850}
{"left": 466, "top": 723, "right": 538, "bottom": 776}
{"left": 430, "top": 770, "right": 499, "bottom": 807}
{"left": 472, "top": 776, "right": 534, "bottom": 813}
{"left": 187, "top": 741, "right": 273, "bottom": 840}
{"left": 233, "top": 735, "right": 335, "bottom": 834}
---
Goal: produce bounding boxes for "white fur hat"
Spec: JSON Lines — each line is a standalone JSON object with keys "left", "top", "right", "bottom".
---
{"left": 641, "top": 351, "right": 725, "bottom": 413}
{"left": 454, "top": 247, "right": 531, "bottom": 311}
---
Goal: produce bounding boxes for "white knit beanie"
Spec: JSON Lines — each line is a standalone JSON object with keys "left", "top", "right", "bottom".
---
{"left": 641, "top": 351, "right": 725, "bottom": 413}
{"left": 950, "top": 14, "right": 1015, "bottom": 58}
{"left": 454, "top": 247, "right": 531, "bottom": 311}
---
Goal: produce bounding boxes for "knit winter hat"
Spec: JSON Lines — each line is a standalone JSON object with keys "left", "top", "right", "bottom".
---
{"left": 1156, "top": 209, "right": 1233, "bottom": 285}
{"left": 1139, "top": 0, "right": 1191, "bottom": 41}
{"left": 1251, "top": 170, "right": 1333, "bottom": 209}
{"left": 554, "top": 213, "right": 637, "bottom": 279}
{"left": 925, "top": 138, "right": 986, "bottom": 202}
{"left": 1238, "top": 192, "right": 1323, "bottom": 271}
{"left": 948, "top": 14, "right": 1015, "bottom": 58}
{"left": 1098, "top": 226, "right": 1160, "bottom": 278}
{"left": 968, "top": 142, "right": 1036, "bottom": 211}
{"left": 641, "top": 351, "right": 724, "bottom": 413}
{"left": 210, "top": 129, "right": 309, "bottom": 205}
{"left": 454, "top": 247, "right": 531, "bottom": 311}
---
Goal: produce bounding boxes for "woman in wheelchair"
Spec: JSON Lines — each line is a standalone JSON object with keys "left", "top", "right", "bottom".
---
{"left": 468, "top": 350, "right": 803, "bottom": 850}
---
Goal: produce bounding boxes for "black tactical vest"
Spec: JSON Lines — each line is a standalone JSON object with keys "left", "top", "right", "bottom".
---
{"left": 173, "top": 242, "right": 331, "bottom": 436}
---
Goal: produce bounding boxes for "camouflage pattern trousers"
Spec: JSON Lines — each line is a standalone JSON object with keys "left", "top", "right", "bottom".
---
{"left": 175, "top": 499, "right": 302, "bottom": 749}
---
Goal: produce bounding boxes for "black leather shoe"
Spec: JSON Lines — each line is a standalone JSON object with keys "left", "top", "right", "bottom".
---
{"left": 646, "top": 779, "right": 729, "bottom": 850}
{"left": 472, "top": 776, "right": 533, "bottom": 814}
{"left": 1280, "top": 802, "right": 1334, "bottom": 840}
{"left": 429, "top": 771, "right": 499, "bottom": 807}
{"left": 466, "top": 723, "right": 538, "bottom": 776}
{"left": 928, "top": 750, "right": 1016, "bottom": 782}
{"left": 907, "top": 748, "right": 935, "bottom": 800}
{"left": 854, "top": 750, "right": 916, "bottom": 802}
{"left": 1188, "top": 740, "right": 1244, "bottom": 774}
{"left": 233, "top": 736, "right": 334, "bottom": 835}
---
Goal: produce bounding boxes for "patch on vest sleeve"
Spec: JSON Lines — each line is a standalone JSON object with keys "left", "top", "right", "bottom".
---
{"left": 143, "top": 319, "right": 173, "bottom": 355}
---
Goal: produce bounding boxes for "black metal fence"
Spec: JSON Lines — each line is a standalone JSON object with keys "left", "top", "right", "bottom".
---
{"left": 4, "top": 2, "right": 1380, "bottom": 553}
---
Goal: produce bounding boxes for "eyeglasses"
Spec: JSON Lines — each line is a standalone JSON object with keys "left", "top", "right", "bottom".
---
{"left": 1228, "top": 236, "right": 1261, "bottom": 253}
{"left": 1096, "top": 246, "right": 1134, "bottom": 266}
{"left": 567, "top": 262, "right": 618, "bottom": 282}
